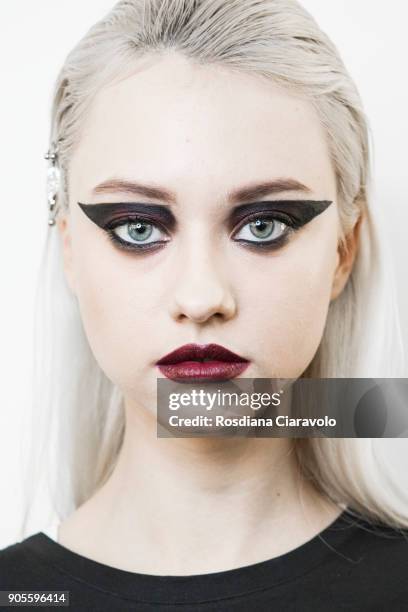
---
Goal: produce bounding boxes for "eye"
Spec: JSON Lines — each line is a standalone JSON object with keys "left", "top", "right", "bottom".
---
{"left": 107, "top": 217, "right": 170, "bottom": 251}
{"left": 233, "top": 216, "right": 291, "bottom": 246}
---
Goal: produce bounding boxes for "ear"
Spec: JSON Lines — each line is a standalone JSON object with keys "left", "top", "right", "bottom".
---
{"left": 56, "top": 212, "right": 77, "bottom": 295}
{"left": 330, "top": 212, "right": 364, "bottom": 301}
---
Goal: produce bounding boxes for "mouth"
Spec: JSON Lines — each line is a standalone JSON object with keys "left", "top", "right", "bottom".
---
{"left": 155, "top": 343, "right": 250, "bottom": 382}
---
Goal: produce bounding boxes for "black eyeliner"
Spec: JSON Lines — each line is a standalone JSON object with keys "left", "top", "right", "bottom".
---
{"left": 228, "top": 200, "right": 333, "bottom": 232}
{"left": 234, "top": 233, "right": 292, "bottom": 252}
{"left": 77, "top": 202, "right": 177, "bottom": 231}
{"left": 105, "top": 231, "right": 168, "bottom": 253}
{"left": 76, "top": 199, "right": 333, "bottom": 254}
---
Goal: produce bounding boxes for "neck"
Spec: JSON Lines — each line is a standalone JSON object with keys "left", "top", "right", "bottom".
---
{"left": 58, "top": 400, "right": 342, "bottom": 574}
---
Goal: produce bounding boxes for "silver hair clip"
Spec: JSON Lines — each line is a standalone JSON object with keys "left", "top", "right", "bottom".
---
{"left": 45, "top": 142, "right": 60, "bottom": 226}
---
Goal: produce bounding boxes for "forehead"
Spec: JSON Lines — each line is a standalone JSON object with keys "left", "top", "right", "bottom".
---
{"left": 70, "top": 52, "right": 336, "bottom": 200}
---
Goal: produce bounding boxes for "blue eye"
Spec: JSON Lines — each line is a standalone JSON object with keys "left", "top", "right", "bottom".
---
{"left": 234, "top": 217, "right": 290, "bottom": 244}
{"left": 107, "top": 218, "right": 170, "bottom": 251}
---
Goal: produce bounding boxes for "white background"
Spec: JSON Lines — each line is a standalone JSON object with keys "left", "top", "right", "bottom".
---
{"left": 0, "top": 1, "right": 407, "bottom": 548}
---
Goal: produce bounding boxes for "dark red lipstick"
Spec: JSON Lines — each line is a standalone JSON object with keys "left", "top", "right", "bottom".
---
{"left": 156, "top": 343, "right": 250, "bottom": 382}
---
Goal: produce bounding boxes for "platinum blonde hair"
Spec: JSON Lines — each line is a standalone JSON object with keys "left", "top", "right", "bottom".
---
{"left": 22, "top": 0, "right": 408, "bottom": 537}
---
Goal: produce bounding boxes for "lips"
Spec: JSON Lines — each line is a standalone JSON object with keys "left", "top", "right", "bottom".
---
{"left": 156, "top": 343, "right": 250, "bottom": 382}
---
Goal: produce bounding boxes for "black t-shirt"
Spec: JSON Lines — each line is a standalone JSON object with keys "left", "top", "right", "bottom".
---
{"left": 0, "top": 509, "right": 407, "bottom": 611}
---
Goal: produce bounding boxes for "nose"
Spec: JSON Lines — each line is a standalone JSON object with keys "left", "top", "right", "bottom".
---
{"left": 169, "top": 244, "right": 237, "bottom": 324}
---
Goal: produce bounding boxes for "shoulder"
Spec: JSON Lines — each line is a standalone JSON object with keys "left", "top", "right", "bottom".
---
{"left": 0, "top": 537, "right": 32, "bottom": 564}
{"left": 354, "top": 517, "right": 408, "bottom": 555}
{"left": 339, "top": 512, "right": 408, "bottom": 561}
{"left": 0, "top": 535, "right": 51, "bottom": 588}
{"left": 329, "top": 514, "right": 408, "bottom": 604}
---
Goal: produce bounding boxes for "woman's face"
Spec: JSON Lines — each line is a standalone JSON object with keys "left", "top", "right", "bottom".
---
{"left": 59, "top": 52, "right": 352, "bottom": 412}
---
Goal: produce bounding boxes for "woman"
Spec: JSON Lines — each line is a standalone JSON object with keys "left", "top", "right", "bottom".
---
{"left": 1, "top": 0, "right": 407, "bottom": 609}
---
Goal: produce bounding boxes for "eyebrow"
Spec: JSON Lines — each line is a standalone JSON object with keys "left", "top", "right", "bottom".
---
{"left": 91, "top": 177, "right": 312, "bottom": 204}
{"left": 92, "top": 179, "right": 178, "bottom": 204}
{"left": 229, "top": 179, "right": 312, "bottom": 204}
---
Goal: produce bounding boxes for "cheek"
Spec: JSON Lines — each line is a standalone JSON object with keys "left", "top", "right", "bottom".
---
{"left": 236, "top": 232, "right": 338, "bottom": 377}
{"left": 70, "top": 230, "right": 160, "bottom": 387}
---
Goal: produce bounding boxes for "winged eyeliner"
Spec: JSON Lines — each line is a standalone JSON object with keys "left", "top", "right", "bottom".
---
{"left": 77, "top": 202, "right": 177, "bottom": 230}
{"left": 77, "top": 200, "right": 333, "bottom": 232}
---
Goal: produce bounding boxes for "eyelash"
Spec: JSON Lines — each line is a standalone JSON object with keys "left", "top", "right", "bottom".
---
{"left": 105, "top": 217, "right": 170, "bottom": 252}
{"left": 232, "top": 213, "right": 297, "bottom": 250}
{"left": 104, "top": 212, "right": 299, "bottom": 253}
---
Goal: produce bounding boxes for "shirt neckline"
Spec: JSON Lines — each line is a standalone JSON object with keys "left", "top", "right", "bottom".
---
{"left": 25, "top": 508, "right": 362, "bottom": 605}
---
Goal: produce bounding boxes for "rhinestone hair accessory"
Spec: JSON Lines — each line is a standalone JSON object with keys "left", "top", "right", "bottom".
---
{"left": 45, "top": 142, "right": 60, "bottom": 226}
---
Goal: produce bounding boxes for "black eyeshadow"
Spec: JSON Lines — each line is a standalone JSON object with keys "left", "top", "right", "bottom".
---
{"left": 228, "top": 200, "right": 333, "bottom": 231}
{"left": 77, "top": 202, "right": 177, "bottom": 231}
